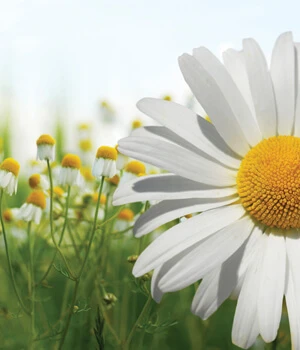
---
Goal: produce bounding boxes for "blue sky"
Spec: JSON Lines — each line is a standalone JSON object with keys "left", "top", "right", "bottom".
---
{"left": 1, "top": 0, "right": 300, "bottom": 161}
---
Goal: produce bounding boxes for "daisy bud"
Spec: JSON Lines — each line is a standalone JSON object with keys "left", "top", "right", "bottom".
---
{"left": 92, "top": 146, "right": 117, "bottom": 178}
{"left": 0, "top": 158, "right": 20, "bottom": 195}
{"left": 115, "top": 145, "right": 128, "bottom": 170}
{"left": 127, "top": 255, "right": 139, "bottom": 264}
{"left": 36, "top": 134, "right": 56, "bottom": 161}
{"left": 19, "top": 190, "right": 46, "bottom": 224}
{"left": 59, "top": 154, "right": 82, "bottom": 186}
{"left": 28, "top": 173, "right": 49, "bottom": 191}
{"left": 103, "top": 293, "right": 117, "bottom": 309}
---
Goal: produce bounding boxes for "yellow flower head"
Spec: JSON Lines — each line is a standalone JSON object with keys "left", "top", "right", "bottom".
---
{"left": 81, "top": 166, "right": 94, "bottom": 181}
{"left": 36, "top": 134, "right": 55, "bottom": 146}
{"left": 61, "top": 154, "right": 81, "bottom": 169}
{"left": 118, "top": 208, "right": 134, "bottom": 221}
{"left": 26, "top": 191, "right": 46, "bottom": 209}
{"left": 53, "top": 186, "right": 65, "bottom": 198}
{"left": 92, "top": 193, "right": 107, "bottom": 205}
{"left": 132, "top": 119, "right": 143, "bottom": 129}
{"left": 3, "top": 209, "right": 13, "bottom": 223}
{"left": 0, "top": 158, "right": 20, "bottom": 176}
{"left": 79, "top": 139, "right": 92, "bottom": 152}
{"left": 29, "top": 174, "right": 41, "bottom": 189}
{"left": 96, "top": 146, "right": 117, "bottom": 160}
{"left": 106, "top": 174, "right": 120, "bottom": 186}
{"left": 125, "top": 161, "right": 146, "bottom": 175}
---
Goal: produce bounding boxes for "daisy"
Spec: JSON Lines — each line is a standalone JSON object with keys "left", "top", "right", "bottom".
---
{"left": 0, "top": 158, "right": 20, "bottom": 195}
{"left": 92, "top": 146, "right": 117, "bottom": 178}
{"left": 19, "top": 190, "right": 46, "bottom": 224}
{"left": 113, "top": 32, "right": 300, "bottom": 349}
{"left": 28, "top": 173, "right": 50, "bottom": 191}
{"left": 59, "top": 154, "right": 82, "bottom": 186}
{"left": 120, "top": 160, "right": 146, "bottom": 184}
{"left": 36, "top": 134, "right": 56, "bottom": 161}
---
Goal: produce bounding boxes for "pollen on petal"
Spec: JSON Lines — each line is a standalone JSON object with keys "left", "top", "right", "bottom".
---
{"left": 61, "top": 154, "right": 81, "bottom": 169}
{"left": 0, "top": 158, "right": 20, "bottom": 176}
{"left": 26, "top": 191, "right": 46, "bottom": 209}
{"left": 36, "top": 134, "right": 56, "bottom": 146}
{"left": 125, "top": 161, "right": 146, "bottom": 175}
{"left": 96, "top": 146, "right": 117, "bottom": 160}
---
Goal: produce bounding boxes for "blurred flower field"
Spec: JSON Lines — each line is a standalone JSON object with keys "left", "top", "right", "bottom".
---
{"left": 0, "top": 101, "right": 292, "bottom": 350}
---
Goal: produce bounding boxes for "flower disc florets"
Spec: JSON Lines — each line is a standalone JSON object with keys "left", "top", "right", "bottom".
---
{"left": 0, "top": 158, "right": 20, "bottom": 195}
{"left": 237, "top": 135, "right": 300, "bottom": 229}
{"left": 36, "top": 134, "right": 56, "bottom": 161}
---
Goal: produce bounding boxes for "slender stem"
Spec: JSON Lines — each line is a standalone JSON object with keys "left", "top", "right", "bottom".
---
{"left": 271, "top": 337, "right": 278, "bottom": 350}
{"left": 78, "top": 176, "right": 105, "bottom": 277}
{"left": 37, "top": 185, "right": 72, "bottom": 285}
{"left": 57, "top": 280, "right": 79, "bottom": 350}
{"left": 27, "top": 221, "right": 35, "bottom": 348}
{"left": 0, "top": 190, "right": 30, "bottom": 316}
{"left": 57, "top": 177, "right": 105, "bottom": 349}
{"left": 124, "top": 294, "right": 152, "bottom": 350}
{"left": 46, "top": 160, "right": 75, "bottom": 280}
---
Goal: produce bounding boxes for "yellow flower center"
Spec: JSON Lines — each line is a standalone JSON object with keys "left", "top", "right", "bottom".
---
{"left": 81, "top": 166, "right": 94, "bottom": 181}
{"left": 132, "top": 119, "right": 143, "bottom": 129}
{"left": 237, "top": 136, "right": 300, "bottom": 229}
{"left": 96, "top": 146, "right": 117, "bottom": 160}
{"left": 125, "top": 161, "right": 146, "bottom": 175}
{"left": 61, "top": 154, "right": 81, "bottom": 169}
{"left": 0, "top": 158, "right": 20, "bottom": 176}
{"left": 26, "top": 191, "right": 46, "bottom": 209}
{"left": 118, "top": 208, "right": 134, "bottom": 221}
{"left": 36, "top": 134, "right": 55, "bottom": 146}
{"left": 79, "top": 139, "right": 92, "bottom": 151}
{"left": 92, "top": 193, "right": 107, "bottom": 205}
{"left": 106, "top": 174, "right": 120, "bottom": 186}
{"left": 3, "top": 209, "right": 13, "bottom": 222}
{"left": 53, "top": 186, "right": 65, "bottom": 197}
{"left": 29, "top": 174, "right": 41, "bottom": 189}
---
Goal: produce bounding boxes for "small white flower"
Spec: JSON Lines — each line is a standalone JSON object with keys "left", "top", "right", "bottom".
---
{"left": 28, "top": 173, "right": 49, "bottom": 191}
{"left": 36, "top": 134, "right": 56, "bottom": 161}
{"left": 120, "top": 160, "right": 146, "bottom": 184}
{"left": 0, "top": 158, "right": 20, "bottom": 195}
{"left": 58, "top": 154, "right": 82, "bottom": 187}
{"left": 19, "top": 191, "right": 46, "bottom": 224}
{"left": 92, "top": 146, "right": 117, "bottom": 178}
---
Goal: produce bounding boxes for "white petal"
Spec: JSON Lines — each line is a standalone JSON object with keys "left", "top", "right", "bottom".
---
{"left": 118, "top": 136, "right": 237, "bottom": 186}
{"left": 293, "top": 43, "right": 300, "bottom": 136}
{"left": 258, "top": 232, "right": 286, "bottom": 342}
{"left": 151, "top": 266, "right": 164, "bottom": 303}
{"left": 134, "top": 196, "right": 238, "bottom": 237}
{"left": 137, "top": 98, "right": 241, "bottom": 169}
{"left": 232, "top": 234, "right": 266, "bottom": 349}
{"left": 193, "top": 47, "right": 261, "bottom": 147}
{"left": 178, "top": 53, "right": 250, "bottom": 156}
{"left": 223, "top": 49, "right": 256, "bottom": 119}
{"left": 270, "top": 32, "right": 295, "bottom": 135}
{"left": 285, "top": 265, "right": 300, "bottom": 350}
{"left": 192, "top": 239, "right": 248, "bottom": 320}
{"left": 132, "top": 204, "right": 245, "bottom": 277}
{"left": 158, "top": 215, "right": 253, "bottom": 292}
{"left": 113, "top": 174, "right": 237, "bottom": 206}
{"left": 243, "top": 38, "right": 277, "bottom": 137}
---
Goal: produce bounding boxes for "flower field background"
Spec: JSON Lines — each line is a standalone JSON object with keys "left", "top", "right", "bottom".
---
{"left": 0, "top": 106, "right": 291, "bottom": 350}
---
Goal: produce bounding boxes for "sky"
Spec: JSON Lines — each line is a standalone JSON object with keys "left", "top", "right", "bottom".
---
{"left": 1, "top": 0, "right": 300, "bottom": 162}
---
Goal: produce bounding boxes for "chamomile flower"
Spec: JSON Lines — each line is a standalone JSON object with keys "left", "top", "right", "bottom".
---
{"left": 113, "top": 32, "right": 300, "bottom": 349}
{"left": 92, "top": 146, "right": 117, "bottom": 178}
{"left": 120, "top": 160, "right": 146, "bottom": 184}
{"left": 0, "top": 158, "right": 20, "bottom": 195}
{"left": 2, "top": 208, "right": 19, "bottom": 223}
{"left": 36, "top": 134, "right": 56, "bottom": 161}
{"left": 28, "top": 173, "right": 49, "bottom": 191}
{"left": 19, "top": 191, "right": 46, "bottom": 224}
{"left": 115, "top": 208, "right": 134, "bottom": 232}
{"left": 59, "top": 154, "right": 82, "bottom": 187}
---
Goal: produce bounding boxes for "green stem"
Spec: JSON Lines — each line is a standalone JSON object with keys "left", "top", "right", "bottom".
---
{"left": 57, "top": 176, "right": 105, "bottom": 349}
{"left": 271, "top": 337, "right": 278, "bottom": 350}
{"left": 124, "top": 294, "right": 152, "bottom": 350}
{"left": 78, "top": 176, "right": 105, "bottom": 277}
{"left": 27, "top": 221, "right": 35, "bottom": 348}
{"left": 37, "top": 185, "right": 72, "bottom": 285}
{"left": 46, "top": 160, "right": 75, "bottom": 280}
{"left": 0, "top": 190, "right": 30, "bottom": 316}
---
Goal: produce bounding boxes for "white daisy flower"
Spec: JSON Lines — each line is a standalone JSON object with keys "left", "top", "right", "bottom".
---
{"left": 114, "top": 208, "right": 134, "bottom": 232}
{"left": 19, "top": 191, "right": 46, "bottom": 224}
{"left": 59, "top": 154, "right": 82, "bottom": 186}
{"left": 36, "top": 134, "right": 56, "bottom": 161}
{"left": 28, "top": 173, "right": 49, "bottom": 191}
{"left": 113, "top": 32, "right": 300, "bottom": 349}
{"left": 0, "top": 158, "right": 20, "bottom": 195}
{"left": 92, "top": 146, "right": 117, "bottom": 178}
